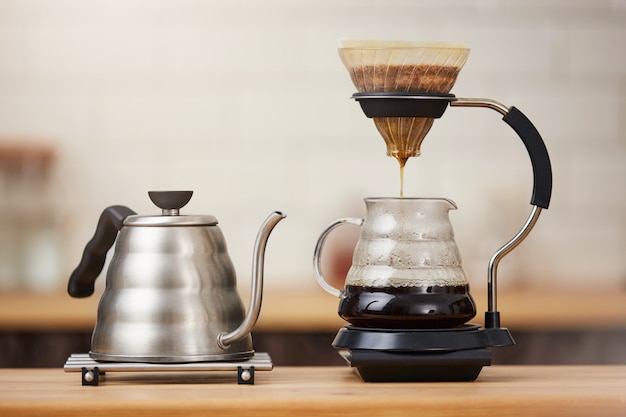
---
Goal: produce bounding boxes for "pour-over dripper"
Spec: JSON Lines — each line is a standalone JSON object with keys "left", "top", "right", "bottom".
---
{"left": 338, "top": 40, "right": 469, "bottom": 165}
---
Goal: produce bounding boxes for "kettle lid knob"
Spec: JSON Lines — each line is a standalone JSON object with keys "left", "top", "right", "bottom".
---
{"left": 148, "top": 191, "right": 193, "bottom": 216}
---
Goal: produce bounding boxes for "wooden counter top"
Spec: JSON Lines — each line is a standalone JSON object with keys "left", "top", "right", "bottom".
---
{"left": 0, "top": 366, "right": 625, "bottom": 416}
{"left": 1, "top": 290, "right": 625, "bottom": 332}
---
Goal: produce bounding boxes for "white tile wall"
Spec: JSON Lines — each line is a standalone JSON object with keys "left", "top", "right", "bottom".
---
{"left": 0, "top": 0, "right": 624, "bottom": 294}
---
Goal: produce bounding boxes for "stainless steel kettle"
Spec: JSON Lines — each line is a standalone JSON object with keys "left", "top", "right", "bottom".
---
{"left": 68, "top": 191, "right": 285, "bottom": 363}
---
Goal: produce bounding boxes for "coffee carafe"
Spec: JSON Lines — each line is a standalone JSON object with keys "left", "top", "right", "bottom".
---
{"left": 313, "top": 40, "right": 552, "bottom": 382}
{"left": 315, "top": 197, "right": 475, "bottom": 329}
{"left": 68, "top": 191, "right": 285, "bottom": 363}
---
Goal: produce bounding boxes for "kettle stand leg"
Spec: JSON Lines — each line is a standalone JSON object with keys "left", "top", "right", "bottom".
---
{"left": 81, "top": 367, "right": 105, "bottom": 386}
{"left": 237, "top": 366, "right": 255, "bottom": 384}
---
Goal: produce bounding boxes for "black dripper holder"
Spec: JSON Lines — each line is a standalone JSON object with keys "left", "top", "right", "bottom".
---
{"left": 333, "top": 93, "right": 553, "bottom": 382}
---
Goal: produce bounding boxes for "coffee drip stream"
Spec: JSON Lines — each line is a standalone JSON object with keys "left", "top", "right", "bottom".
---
{"left": 313, "top": 41, "right": 553, "bottom": 382}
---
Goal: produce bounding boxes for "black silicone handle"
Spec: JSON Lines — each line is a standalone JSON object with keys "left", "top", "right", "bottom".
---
{"left": 502, "top": 107, "right": 552, "bottom": 209}
{"left": 67, "top": 205, "right": 136, "bottom": 298}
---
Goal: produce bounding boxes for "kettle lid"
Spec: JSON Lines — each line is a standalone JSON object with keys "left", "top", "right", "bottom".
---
{"left": 124, "top": 191, "right": 218, "bottom": 227}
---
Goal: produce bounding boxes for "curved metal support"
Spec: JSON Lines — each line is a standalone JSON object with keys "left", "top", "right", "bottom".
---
{"left": 487, "top": 205, "right": 542, "bottom": 313}
{"left": 450, "top": 98, "right": 548, "bottom": 319}
{"left": 450, "top": 97, "right": 509, "bottom": 115}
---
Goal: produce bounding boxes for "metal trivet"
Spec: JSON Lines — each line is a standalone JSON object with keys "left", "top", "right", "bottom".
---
{"left": 64, "top": 352, "right": 272, "bottom": 386}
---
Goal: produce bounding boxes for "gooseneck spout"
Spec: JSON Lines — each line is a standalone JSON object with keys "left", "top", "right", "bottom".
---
{"left": 218, "top": 211, "right": 286, "bottom": 349}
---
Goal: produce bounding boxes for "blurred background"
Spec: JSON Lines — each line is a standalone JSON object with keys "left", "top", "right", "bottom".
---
{"left": 0, "top": 0, "right": 625, "bottom": 367}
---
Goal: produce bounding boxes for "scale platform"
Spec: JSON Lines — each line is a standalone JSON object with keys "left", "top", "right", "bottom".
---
{"left": 64, "top": 352, "right": 273, "bottom": 385}
{"left": 333, "top": 325, "right": 514, "bottom": 382}
{"left": 339, "top": 348, "right": 492, "bottom": 382}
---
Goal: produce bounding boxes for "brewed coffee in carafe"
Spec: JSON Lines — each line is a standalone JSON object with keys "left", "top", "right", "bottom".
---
{"left": 338, "top": 40, "right": 469, "bottom": 196}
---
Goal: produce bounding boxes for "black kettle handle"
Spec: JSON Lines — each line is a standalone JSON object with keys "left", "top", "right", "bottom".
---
{"left": 67, "top": 206, "right": 136, "bottom": 298}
